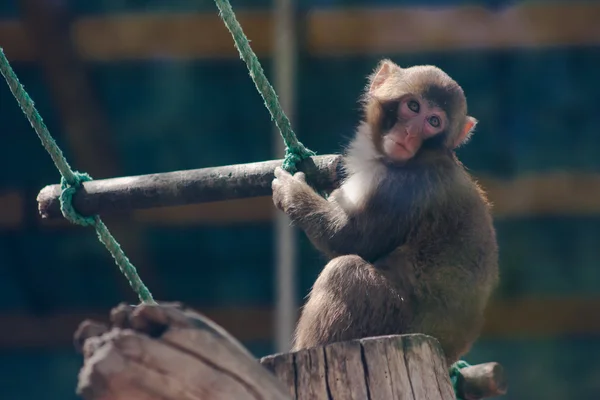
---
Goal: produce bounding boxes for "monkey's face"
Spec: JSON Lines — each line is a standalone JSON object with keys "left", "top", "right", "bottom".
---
{"left": 365, "top": 59, "right": 478, "bottom": 164}
{"left": 378, "top": 96, "right": 448, "bottom": 162}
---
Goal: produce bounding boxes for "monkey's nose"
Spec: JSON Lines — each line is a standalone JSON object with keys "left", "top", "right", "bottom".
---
{"left": 405, "top": 125, "right": 419, "bottom": 138}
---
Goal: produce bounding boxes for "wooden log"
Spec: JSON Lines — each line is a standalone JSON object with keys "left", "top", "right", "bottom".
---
{"left": 75, "top": 303, "right": 507, "bottom": 400}
{"left": 260, "top": 337, "right": 508, "bottom": 400}
{"left": 260, "top": 334, "right": 455, "bottom": 400}
{"left": 37, "top": 154, "right": 344, "bottom": 220}
{"left": 74, "top": 302, "right": 293, "bottom": 400}
{"left": 455, "top": 362, "right": 508, "bottom": 400}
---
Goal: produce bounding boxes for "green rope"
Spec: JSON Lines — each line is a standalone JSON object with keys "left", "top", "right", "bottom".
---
{"left": 213, "top": 0, "right": 315, "bottom": 173}
{"left": 449, "top": 360, "right": 470, "bottom": 400}
{"left": 0, "top": 48, "right": 155, "bottom": 305}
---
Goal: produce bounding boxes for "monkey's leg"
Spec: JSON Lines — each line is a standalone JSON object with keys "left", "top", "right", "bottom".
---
{"left": 292, "top": 255, "right": 410, "bottom": 350}
{"left": 408, "top": 292, "right": 487, "bottom": 365}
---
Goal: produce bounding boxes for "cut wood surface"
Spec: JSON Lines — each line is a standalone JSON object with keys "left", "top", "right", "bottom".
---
{"left": 75, "top": 302, "right": 507, "bottom": 400}
{"left": 74, "top": 302, "right": 292, "bottom": 400}
{"left": 261, "top": 334, "right": 455, "bottom": 400}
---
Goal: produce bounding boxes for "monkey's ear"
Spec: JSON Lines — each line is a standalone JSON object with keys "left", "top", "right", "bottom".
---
{"left": 368, "top": 59, "right": 400, "bottom": 95}
{"left": 452, "top": 116, "right": 478, "bottom": 148}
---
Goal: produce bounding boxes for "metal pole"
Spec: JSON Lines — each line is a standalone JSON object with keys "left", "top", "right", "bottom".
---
{"left": 272, "top": 0, "right": 298, "bottom": 353}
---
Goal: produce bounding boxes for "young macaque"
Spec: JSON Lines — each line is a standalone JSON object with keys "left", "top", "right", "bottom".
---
{"left": 271, "top": 59, "right": 498, "bottom": 365}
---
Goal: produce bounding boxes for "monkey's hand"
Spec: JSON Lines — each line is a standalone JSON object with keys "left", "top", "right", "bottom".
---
{"left": 272, "top": 166, "right": 314, "bottom": 216}
{"left": 272, "top": 166, "right": 351, "bottom": 257}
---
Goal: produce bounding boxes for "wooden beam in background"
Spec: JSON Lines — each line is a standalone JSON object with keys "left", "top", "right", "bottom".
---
{"left": 132, "top": 196, "right": 275, "bottom": 226}
{"left": 482, "top": 297, "right": 600, "bottom": 338}
{"left": 480, "top": 172, "right": 600, "bottom": 218}
{"left": 74, "top": 11, "right": 273, "bottom": 61}
{"left": 0, "top": 307, "right": 273, "bottom": 349}
{"left": 306, "top": 3, "right": 600, "bottom": 56}
{"left": 132, "top": 172, "right": 600, "bottom": 221}
{"left": 0, "top": 171, "right": 598, "bottom": 229}
{"left": 0, "top": 21, "right": 35, "bottom": 61}
{"left": 0, "top": 191, "right": 23, "bottom": 230}
{"left": 1, "top": 2, "right": 599, "bottom": 62}
{"left": 1, "top": 298, "right": 599, "bottom": 349}
{"left": 25, "top": 196, "right": 276, "bottom": 231}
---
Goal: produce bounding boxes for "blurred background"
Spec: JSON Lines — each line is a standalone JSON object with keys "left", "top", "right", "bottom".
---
{"left": 0, "top": 0, "right": 599, "bottom": 398}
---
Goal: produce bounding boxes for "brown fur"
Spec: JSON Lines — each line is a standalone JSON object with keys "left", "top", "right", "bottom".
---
{"left": 271, "top": 60, "right": 499, "bottom": 365}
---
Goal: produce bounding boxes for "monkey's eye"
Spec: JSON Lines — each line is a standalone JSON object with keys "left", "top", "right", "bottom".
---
{"left": 428, "top": 116, "right": 441, "bottom": 128}
{"left": 407, "top": 100, "right": 420, "bottom": 113}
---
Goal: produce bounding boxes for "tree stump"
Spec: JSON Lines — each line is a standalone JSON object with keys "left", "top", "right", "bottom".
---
{"left": 260, "top": 337, "right": 507, "bottom": 400}
{"left": 74, "top": 303, "right": 507, "bottom": 400}
{"left": 260, "top": 334, "right": 454, "bottom": 400}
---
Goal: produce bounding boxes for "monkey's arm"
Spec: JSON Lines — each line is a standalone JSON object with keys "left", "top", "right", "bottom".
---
{"left": 272, "top": 167, "right": 361, "bottom": 257}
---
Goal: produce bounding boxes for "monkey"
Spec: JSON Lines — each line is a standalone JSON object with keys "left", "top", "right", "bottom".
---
{"left": 271, "top": 59, "right": 499, "bottom": 365}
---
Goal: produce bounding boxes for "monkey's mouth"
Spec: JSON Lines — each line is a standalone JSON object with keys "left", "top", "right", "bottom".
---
{"left": 383, "top": 136, "right": 412, "bottom": 160}
{"left": 386, "top": 136, "right": 407, "bottom": 150}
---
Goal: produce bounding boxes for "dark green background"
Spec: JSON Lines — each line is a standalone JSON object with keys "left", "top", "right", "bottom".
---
{"left": 1, "top": 0, "right": 599, "bottom": 398}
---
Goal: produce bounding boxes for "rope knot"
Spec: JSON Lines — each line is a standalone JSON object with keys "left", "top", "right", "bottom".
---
{"left": 59, "top": 171, "right": 96, "bottom": 226}
{"left": 282, "top": 152, "right": 303, "bottom": 173}
{"left": 449, "top": 360, "right": 471, "bottom": 400}
{"left": 282, "top": 143, "right": 316, "bottom": 174}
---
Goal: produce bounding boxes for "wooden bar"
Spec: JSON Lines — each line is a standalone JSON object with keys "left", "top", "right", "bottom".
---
{"left": 455, "top": 362, "right": 508, "bottom": 400}
{"left": 37, "top": 154, "right": 344, "bottom": 220}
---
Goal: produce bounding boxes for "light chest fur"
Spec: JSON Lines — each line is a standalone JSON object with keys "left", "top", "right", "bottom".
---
{"left": 338, "top": 169, "right": 381, "bottom": 210}
{"left": 335, "top": 124, "right": 386, "bottom": 211}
